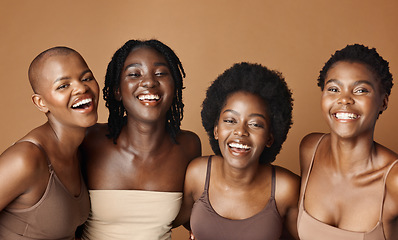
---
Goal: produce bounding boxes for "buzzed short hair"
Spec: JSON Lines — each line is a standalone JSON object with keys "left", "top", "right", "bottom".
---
{"left": 28, "top": 46, "right": 81, "bottom": 93}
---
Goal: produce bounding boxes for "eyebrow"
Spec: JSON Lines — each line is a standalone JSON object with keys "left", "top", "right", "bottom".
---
{"left": 53, "top": 69, "right": 92, "bottom": 83}
{"left": 222, "top": 109, "right": 267, "bottom": 120}
{"left": 124, "top": 62, "right": 169, "bottom": 72}
{"left": 325, "top": 79, "right": 376, "bottom": 89}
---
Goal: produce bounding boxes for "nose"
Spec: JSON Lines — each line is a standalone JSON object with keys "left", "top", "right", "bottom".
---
{"left": 338, "top": 92, "right": 354, "bottom": 105}
{"left": 139, "top": 74, "right": 159, "bottom": 88}
{"left": 72, "top": 80, "right": 89, "bottom": 95}
{"left": 233, "top": 123, "right": 249, "bottom": 137}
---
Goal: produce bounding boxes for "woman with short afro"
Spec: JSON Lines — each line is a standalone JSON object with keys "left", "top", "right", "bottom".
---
{"left": 297, "top": 44, "right": 398, "bottom": 240}
{"left": 174, "top": 62, "right": 299, "bottom": 240}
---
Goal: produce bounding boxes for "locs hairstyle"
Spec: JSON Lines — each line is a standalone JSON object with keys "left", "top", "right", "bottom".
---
{"left": 201, "top": 62, "right": 293, "bottom": 164}
{"left": 318, "top": 44, "right": 393, "bottom": 96}
{"left": 103, "top": 39, "right": 185, "bottom": 143}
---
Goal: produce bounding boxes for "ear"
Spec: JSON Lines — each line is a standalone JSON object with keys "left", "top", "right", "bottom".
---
{"left": 380, "top": 93, "right": 388, "bottom": 113}
{"left": 265, "top": 134, "right": 274, "bottom": 148}
{"left": 115, "top": 88, "right": 122, "bottom": 101}
{"left": 32, "top": 94, "right": 49, "bottom": 113}
{"left": 213, "top": 125, "right": 219, "bottom": 140}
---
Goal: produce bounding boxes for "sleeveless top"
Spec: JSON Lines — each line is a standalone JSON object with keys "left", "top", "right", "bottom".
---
{"left": 190, "top": 156, "right": 283, "bottom": 240}
{"left": 81, "top": 190, "right": 182, "bottom": 240}
{"left": 298, "top": 134, "right": 398, "bottom": 240}
{"left": 0, "top": 141, "right": 90, "bottom": 240}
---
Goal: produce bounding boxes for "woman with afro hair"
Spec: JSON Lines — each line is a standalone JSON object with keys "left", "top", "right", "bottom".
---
{"left": 174, "top": 62, "right": 300, "bottom": 240}
{"left": 79, "top": 39, "right": 201, "bottom": 240}
{"left": 297, "top": 44, "right": 398, "bottom": 240}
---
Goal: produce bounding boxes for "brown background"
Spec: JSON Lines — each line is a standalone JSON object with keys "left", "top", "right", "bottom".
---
{"left": 1, "top": 1, "right": 398, "bottom": 238}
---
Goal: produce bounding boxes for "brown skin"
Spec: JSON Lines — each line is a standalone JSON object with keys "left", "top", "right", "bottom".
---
{"left": 81, "top": 47, "right": 201, "bottom": 193}
{"left": 0, "top": 51, "right": 99, "bottom": 212}
{"left": 300, "top": 61, "right": 398, "bottom": 240}
{"left": 174, "top": 92, "right": 299, "bottom": 239}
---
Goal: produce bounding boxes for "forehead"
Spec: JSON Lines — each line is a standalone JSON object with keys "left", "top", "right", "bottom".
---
{"left": 124, "top": 46, "right": 167, "bottom": 65}
{"left": 222, "top": 91, "right": 268, "bottom": 114}
{"left": 326, "top": 61, "right": 378, "bottom": 82}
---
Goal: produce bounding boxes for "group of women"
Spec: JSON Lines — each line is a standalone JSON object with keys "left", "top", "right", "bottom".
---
{"left": 0, "top": 39, "right": 396, "bottom": 240}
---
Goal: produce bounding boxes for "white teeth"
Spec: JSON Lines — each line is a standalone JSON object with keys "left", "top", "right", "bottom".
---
{"left": 72, "top": 98, "right": 92, "bottom": 108}
{"left": 228, "top": 142, "right": 251, "bottom": 150}
{"left": 138, "top": 94, "right": 160, "bottom": 101}
{"left": 335, "top": 112, "right": 358, "bottom": 120}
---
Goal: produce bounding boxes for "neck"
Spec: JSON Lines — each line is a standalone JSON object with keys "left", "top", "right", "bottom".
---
{"left": 221, "top": 159, "right": 262, "bottom": 187}
{"left": 120, "top": 117, "right": 170, "bottom": 154}
{"left": 328, "top": 133, "right": 376, "bottom": 176}
{"left": 45, "top": 121, "right": 86, "bottom": 159}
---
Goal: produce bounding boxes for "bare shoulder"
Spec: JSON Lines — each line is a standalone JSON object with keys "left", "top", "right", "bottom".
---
{"left": 299, "top": 132, "right": 326, "bottom": 175}
{"left": 274, "top": 165, "right": 300, "bottom": 200}
{"left": 1, "top": 141, "right": 47, "bottom": 176}
{"left": 177, "top": 129, "right": 202, "bottom": 159}
{"left": 385, "top": 159, "right": 398, "bottom": 200}
{"left": 185, "top": 156, "right": 211, "bottom": 199}
{"left": 0, "top": 142, "right": 47, "bottom": 208}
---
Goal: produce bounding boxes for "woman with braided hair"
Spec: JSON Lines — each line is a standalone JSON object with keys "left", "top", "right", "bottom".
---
{"left": 80, "top": 39, "right": 201, "bottom": 240}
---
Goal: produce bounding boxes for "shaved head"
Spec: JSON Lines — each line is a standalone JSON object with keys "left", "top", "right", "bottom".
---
{"left": 28, "top": 46, "right": 84, "bottom": 93}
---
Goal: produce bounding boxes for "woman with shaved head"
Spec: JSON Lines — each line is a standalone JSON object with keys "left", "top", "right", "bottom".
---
{"left": 0, "top": 46, "right": 99, "bottom": 239}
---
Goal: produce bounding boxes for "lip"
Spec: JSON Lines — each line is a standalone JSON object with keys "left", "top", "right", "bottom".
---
{"left": 70, "top": 94, "right": 96, "bottom": 113}
{"left": 227, "top": 140, "right": 251, "bottom": 156}
{"left": 136, "top": 91, "right": 162, "bottom": 106}
{"left": 332, "top": 111, "right": 360, "bottom": 122}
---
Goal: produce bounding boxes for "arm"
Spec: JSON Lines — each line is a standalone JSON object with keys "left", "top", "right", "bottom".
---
{"left": 173, "top": 156, "right": 207, "bottom": 228}
{"left": 274, "top": 166, "right": 300, "bottom": 240}
{"left": 385, "top": 162, "right": 398, "bottom": 240}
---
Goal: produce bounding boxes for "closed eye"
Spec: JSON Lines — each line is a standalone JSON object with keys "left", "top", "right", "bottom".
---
{"left": 56, "top": 83, "right": 69, "bottom": 90}
{"left": 223, "top": 119, "right": 235, "bottom": 124}
{"left": 155, "top": 71, "right": 168, "bottom": 76}
{"left": 248, "top": 122, "right": 264, "bottom": 128}
{"left": 127, "top": 73, "right": 141, "bottom": 77}
{"left": 82, "top": 76, "right": 94, "bottom": 82}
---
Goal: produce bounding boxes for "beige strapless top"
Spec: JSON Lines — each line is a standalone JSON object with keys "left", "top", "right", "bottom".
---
{"left": 82, "top": 190, "right": 182, "bottom": 240}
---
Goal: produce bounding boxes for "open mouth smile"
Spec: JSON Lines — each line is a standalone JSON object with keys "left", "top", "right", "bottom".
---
{"left": 228, "top": 142, "right": 251, "bottom": 152}
{"left": 333, "top": 112, "right": 359, "bottom": 120}
{"left": 137, "top": 94, "right": 160, "bottom": 101}
{"left": 71, "top": 98, "right": 93, "bottom": 109}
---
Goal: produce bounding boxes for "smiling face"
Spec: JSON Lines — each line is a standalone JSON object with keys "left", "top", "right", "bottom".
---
{"left": 321, "top": 61, "right": 388, "bottom": 139}
{"left": 214, "top": 91, "right": 273, "bottom": 169}
{"left": 33, "top": 51, "right": 99, "bottom": 128}
{"left": 117, "top": 46, "right": 175, "bottom": 123}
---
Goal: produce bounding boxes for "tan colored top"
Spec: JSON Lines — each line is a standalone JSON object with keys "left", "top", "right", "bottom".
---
{"left": 82, "top": 190, "right": 182, "bottom": 240}
{"left": 298, "top": 134, "right": 397, "bottom": 240}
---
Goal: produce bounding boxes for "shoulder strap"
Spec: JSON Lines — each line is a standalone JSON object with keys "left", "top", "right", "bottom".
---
{"left": 204, "top": 155, "right": 213, "bottom": 192}
{"left": 271, "top": 165, "right": 276, "bottom": 198}
{"left": 15, "top": 140, "right": 53, "bottom": 172}
{"left": 379, "top": 159, "right": 398, "bottom": 220}
{"left": 300, "top": 134, "right": 327, "bottom": 205}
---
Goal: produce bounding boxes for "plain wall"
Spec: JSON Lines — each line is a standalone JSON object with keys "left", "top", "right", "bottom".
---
{"left": 1, "top": 1, "right": 398, "bottom": 238}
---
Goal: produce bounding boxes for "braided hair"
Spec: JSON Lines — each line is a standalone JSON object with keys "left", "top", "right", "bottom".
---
{"left": 103, "top": 39, "right": 185, "bottom": 143}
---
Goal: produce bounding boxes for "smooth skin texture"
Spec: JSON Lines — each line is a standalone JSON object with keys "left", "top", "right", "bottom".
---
{"left": 300, "top": 61, "right": 398, "bottom": 239}
{"left": 0, "top": 51, "right": 99, "bottom": 212}
{"left": 175, "top": 91, "right": 299, "bottom": 239}
{"left": 82, "top": 46, "right": 201, "bottom": 192}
